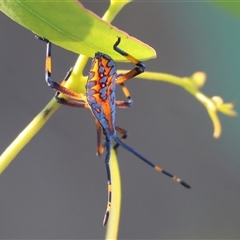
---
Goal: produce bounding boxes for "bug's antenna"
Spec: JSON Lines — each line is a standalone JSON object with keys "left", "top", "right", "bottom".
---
{"left": 114, "top": 137, "right": 191, "bottom": 189}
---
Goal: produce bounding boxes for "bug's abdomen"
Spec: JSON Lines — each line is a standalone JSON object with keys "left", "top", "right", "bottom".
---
{"left": 86, "top": 53, "right": 117, "bottom": 135}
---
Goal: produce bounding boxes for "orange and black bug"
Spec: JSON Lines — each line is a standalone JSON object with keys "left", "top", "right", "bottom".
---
{"left": 36, "top": 36, "right": 190, "bottom": 226}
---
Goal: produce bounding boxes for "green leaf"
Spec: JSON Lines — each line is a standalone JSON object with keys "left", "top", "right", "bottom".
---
{"left": 210, "top": 2, "right": 240, "bottom": 17}
{"left": 0, "top": 0, "right": 156, "bottom": 61}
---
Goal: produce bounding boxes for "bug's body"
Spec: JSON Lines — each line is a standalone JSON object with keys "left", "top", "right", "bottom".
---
{"left": 86, "top": 53, "right": 117, "bottom": 138}
{"left": 37, "top": 36, "right": 190, "bottom": 226}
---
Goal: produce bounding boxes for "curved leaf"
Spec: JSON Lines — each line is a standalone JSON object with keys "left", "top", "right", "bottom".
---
{"left": 0, "top": 0, "right": 156, "bottom": 61}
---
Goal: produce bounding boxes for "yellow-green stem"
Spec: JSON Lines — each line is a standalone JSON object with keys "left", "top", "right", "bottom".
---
{"left": 0, "top": 99, "right": 59, "bottom": 174}
{"left": 105, "top": 149, "right": 121, "bottom": 240}
{"left": 118, "top": 70, "right": 236, "bottom": 139}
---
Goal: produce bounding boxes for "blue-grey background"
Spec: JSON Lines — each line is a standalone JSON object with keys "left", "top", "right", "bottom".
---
{"left": 0, "top": 1, "right": 240, "bottom": 239}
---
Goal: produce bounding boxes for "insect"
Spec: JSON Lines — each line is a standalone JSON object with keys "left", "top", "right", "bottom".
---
{"left": 36, "top": 36, "right": 190, "bottom": 226}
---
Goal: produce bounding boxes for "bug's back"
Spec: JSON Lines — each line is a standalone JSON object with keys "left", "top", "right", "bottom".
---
{"left": 86, "top": 52, "right": 117, "bottom": 137}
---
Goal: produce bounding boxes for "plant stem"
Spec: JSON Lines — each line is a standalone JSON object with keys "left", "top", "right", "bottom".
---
{"left": 118, "top": 70, "right": 236, "bottom": 138}
{"left": 0, "top": 99, "right": 59, "bottom": 174}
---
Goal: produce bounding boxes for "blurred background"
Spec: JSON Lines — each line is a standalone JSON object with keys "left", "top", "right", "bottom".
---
{"left": 0, "top": 1, "right": 240, "bottom": 239}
